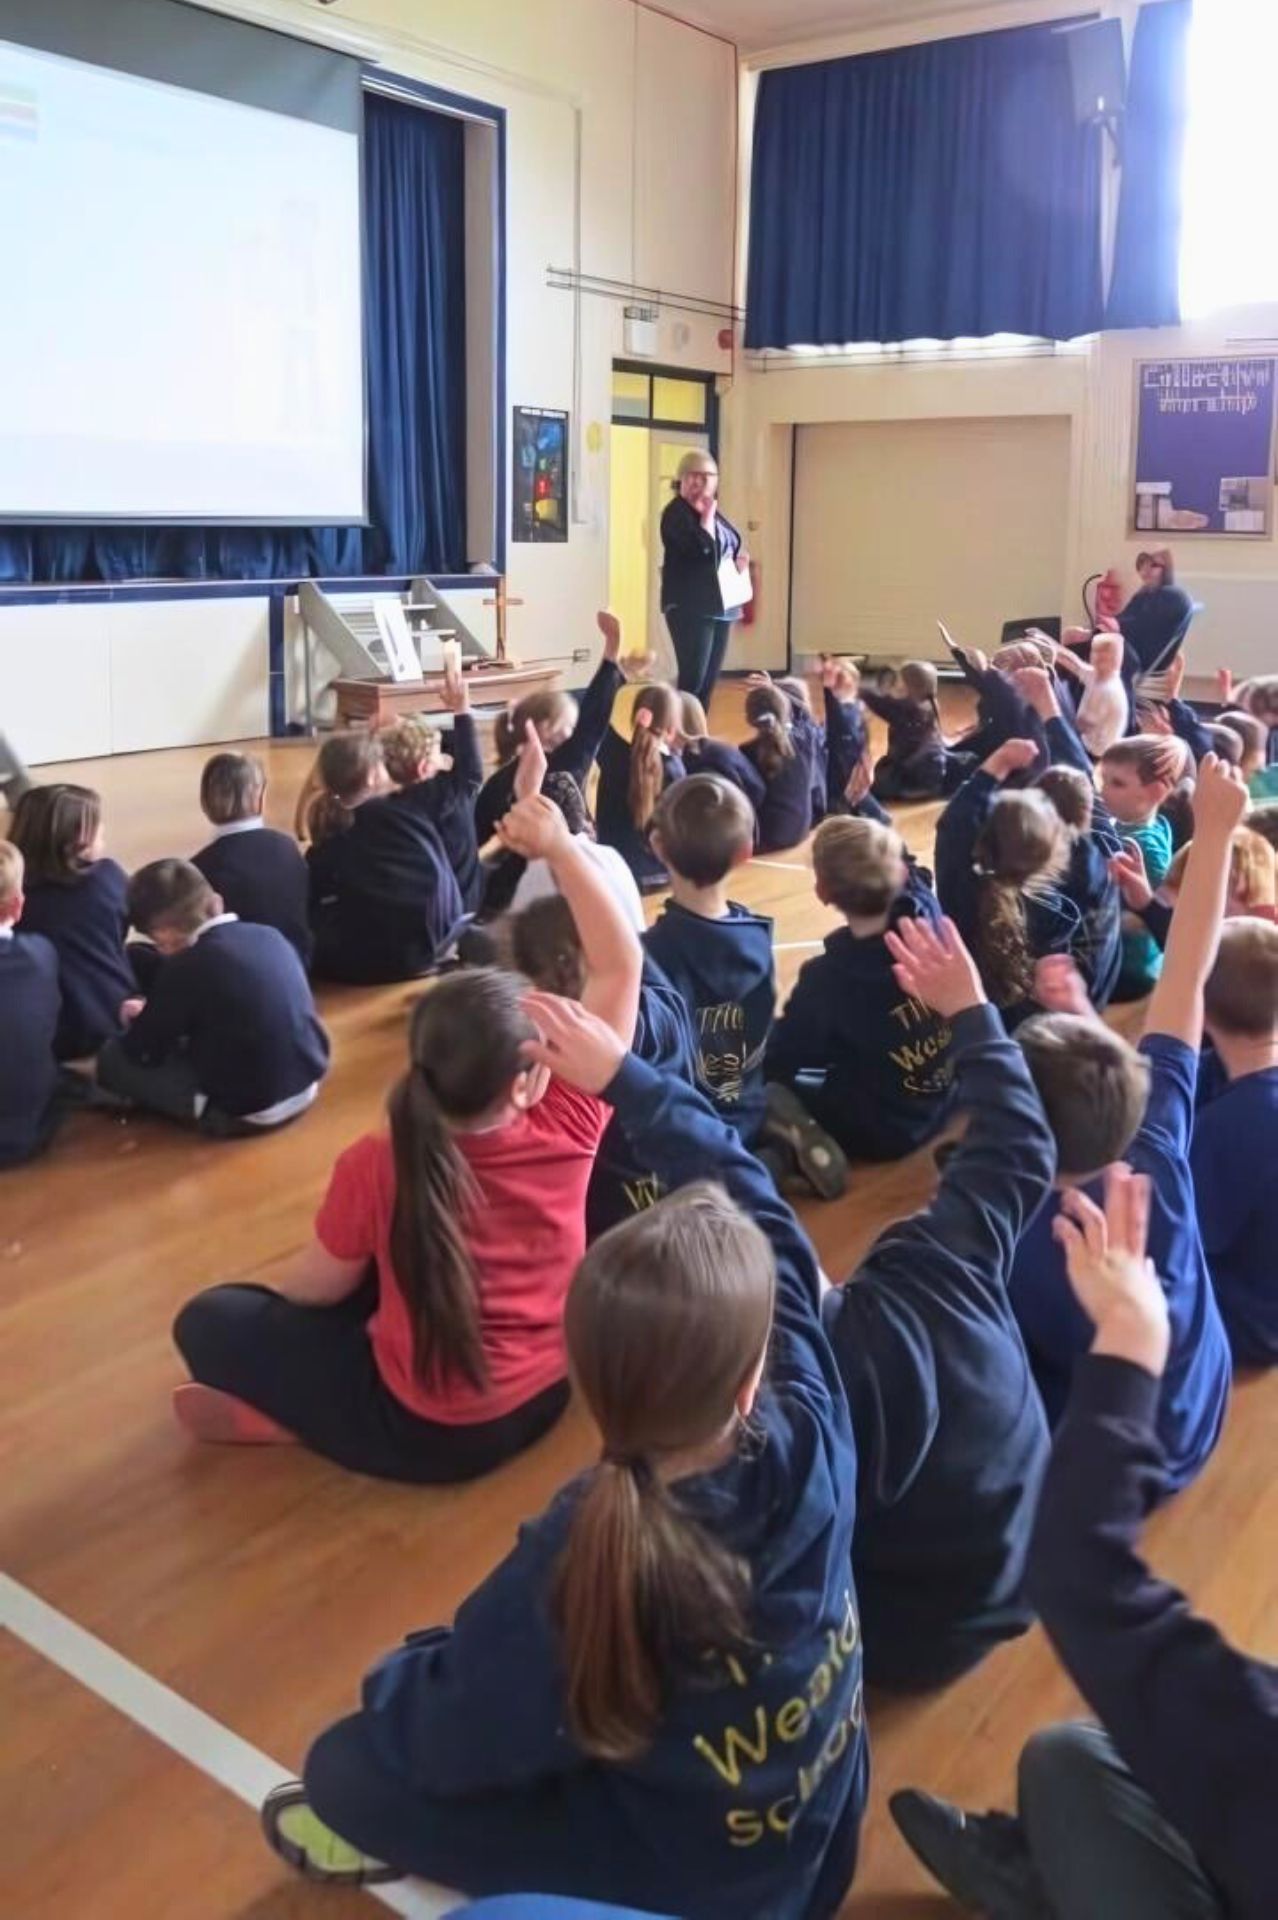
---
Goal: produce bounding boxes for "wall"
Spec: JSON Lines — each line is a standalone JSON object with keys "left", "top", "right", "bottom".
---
{"left": 720, "top": 0, "right": 1278, "bottom": 678}
{"left": 6, "top": 0, "right": 737, "bottom": 762}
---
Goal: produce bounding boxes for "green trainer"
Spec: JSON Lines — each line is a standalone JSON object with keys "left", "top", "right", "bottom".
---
{"left": 261, "top": 1781, "right": 402, "bottom": 1885}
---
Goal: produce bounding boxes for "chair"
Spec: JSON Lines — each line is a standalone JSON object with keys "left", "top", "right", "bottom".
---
{"left": 999, "top": 616, "right": 1061, "bottom": 648}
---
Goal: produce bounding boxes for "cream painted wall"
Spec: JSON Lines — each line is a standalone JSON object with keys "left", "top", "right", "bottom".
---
{"left": 721, "top": 0, "right": 1278, "bottom": 677}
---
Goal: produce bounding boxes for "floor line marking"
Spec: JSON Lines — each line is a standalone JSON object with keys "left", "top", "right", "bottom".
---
{"left": 774, "top": 940, "right": 824, "bottom": 952}
{"left": 0, "top": 1574, "right": 455, "bottom": 1919}
{"left": 750, "top": 858, "right": 809, "bottom": 872}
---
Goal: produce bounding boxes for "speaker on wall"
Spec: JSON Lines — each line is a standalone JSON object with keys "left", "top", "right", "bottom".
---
{"left": 1056, "top": 17, "right": 1128, "bottom": 125}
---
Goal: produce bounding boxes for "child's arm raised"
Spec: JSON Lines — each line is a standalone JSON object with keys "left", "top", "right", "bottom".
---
{"left": 1144, "top": 754, "right": 1249, "bottom": 1049}
{"left": 437, "top": 659, "right": 483, "bottom": 796}
{"left": 1018, "top": 665, "right": 1122, "bottom": 857}
{"left": 551, "top": 610, "right": 626, "bottom": 787}
{"left": 498, "top": 793, "right": 641, "bottom": 1043}
{"left": 934, "top": 738, "right": 1038, "bottom": 930}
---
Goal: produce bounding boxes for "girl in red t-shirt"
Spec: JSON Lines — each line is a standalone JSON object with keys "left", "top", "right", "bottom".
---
{"left": 170, "top": 794, "right": 642, "bottom": 1483}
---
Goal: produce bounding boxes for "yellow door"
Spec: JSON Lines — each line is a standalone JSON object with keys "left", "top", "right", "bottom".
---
{"left": 649, "top": 430, "right": 711, "bottom": 672}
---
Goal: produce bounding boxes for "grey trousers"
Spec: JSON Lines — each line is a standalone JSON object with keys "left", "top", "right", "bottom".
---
{"left": 1018, "top": 1723, "right": 1223, "bottom": 1920}
{"left": 97, "top": 1038, "right": 255, "bottom": 1137}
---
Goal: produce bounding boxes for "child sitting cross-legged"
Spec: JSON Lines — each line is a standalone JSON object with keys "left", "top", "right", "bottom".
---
{"left": 258, "top": 991, "right": 869, "bottom": 1920}
{"left": 677, "top": 691, "right": 766, "bottom": 816}
{"left": 1097, "top": 734, "right": 1187, "bottom": 1000}
{"left": 191, "top": 752, "right": 312, "bottom": 968}
{"left": 1053, "top": 632, "right": 1130, "bottom": 757}
{"left": 741, "top": 681, "right": 820, "bottom": 852}
{"left": 170, "top": 793, "right": 640, "bottom": 1480}
{"left": 863, "top": 661, "right": 971, "bottom": 802}
{"left": 97, "top": 859, "right": 330, "bottom": 1137}
{"left": 644, "top": 774, "right": 776, "bottom": 1148}
{"left": 764, "top": 815, "right": 953, "bottom": 1187}
{"left": 379, "top": 657, "right": 485, "bottom": 911}
{"left": 0, "top": 840, "right": 63, "bottom": 1170}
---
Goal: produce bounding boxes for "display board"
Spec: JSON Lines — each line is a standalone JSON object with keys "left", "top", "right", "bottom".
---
{"left": 1132, "top": 357, "right": 1276, "bottom": 538}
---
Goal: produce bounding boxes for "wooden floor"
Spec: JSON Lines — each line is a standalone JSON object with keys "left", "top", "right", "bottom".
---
{"left": 4, "top": 687, "right": 1276, "bottom": 1920}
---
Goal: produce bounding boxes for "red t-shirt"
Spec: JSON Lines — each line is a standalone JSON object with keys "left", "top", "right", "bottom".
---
{"left": 315, "top": 1077, "right": 608, "bottom": 1424}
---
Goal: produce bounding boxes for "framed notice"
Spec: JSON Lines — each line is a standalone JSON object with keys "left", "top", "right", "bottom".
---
{"left": 1132, "top": 357, "right": 1276, "bottom": 538}
{"left": 512, "top": 406, "right": 569, "bottom": 543}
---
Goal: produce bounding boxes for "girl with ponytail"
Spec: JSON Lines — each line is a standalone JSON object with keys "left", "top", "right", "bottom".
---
{"left": 595, "top": 681, "right": 686, "bottom": 890}
{"left": 172, "top": 793, "right": 642, "bottom": 1483}
{"left": 263, "top": 992, "right": 867, "bottom": 1920}
{"left": 473, "top": 609, "right": 631, "bottom": 845}
{"left": 742, "top": 676, "right": 822, "bottom": 851}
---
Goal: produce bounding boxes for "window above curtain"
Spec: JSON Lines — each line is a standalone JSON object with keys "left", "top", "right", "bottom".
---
{"left": 745, "top": 20, "right": 1105, "bottom": 352}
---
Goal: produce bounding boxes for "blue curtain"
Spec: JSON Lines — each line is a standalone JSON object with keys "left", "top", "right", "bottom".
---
{"left": 745, "top": 20, "right": 1104, "bottom": 349}
{"left": 1105, "top": 0, "right": 1191, "bottom": 330}
{"left": 0, "top": 91, "right": 467, "bottom": 584}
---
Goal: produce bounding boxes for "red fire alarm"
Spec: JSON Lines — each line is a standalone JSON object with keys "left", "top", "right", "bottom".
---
{"left": 718, "top": 327, "right": 734, "bottom": 350}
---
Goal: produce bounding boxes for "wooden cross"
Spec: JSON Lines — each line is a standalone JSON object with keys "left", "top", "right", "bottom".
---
{"left": 482, "top": 575, "right": 525, "bottom": 666}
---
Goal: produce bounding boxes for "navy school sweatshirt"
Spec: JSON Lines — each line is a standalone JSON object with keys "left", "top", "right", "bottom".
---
{"left": 0, "top": 931, "right": 61, "bottom": 1168}
{"left": 473, "top": 659, "right": 625, "bottom": 847}
{"left": 821, "top": 1004, "right": 1054, "bottom": 1691}
{"left": 119, "top": 917, "right": 329, "bottom": 1118}
{"left": 935, "top": 767, "right": 1084, "bottom": 1030}
{"left": 332, "top": 1053, "right": 867, "bottom": 1920}
{"left": 1028, "top": 1354, "right": 1278, "bottom": 1920}
{"left": 595, "top": 730, "right": 686, "bottom": 890}
{"left": 1010, "top": 1032, "right": 1232, "bottom": 1493}
{"left": 585, "top": 956, "right": 699, "bottom": 1239}
{"left": 1043, "top": 713, "right": 1123, "bottom": 1010}
{"left": 821, "top": 688, "right": 868, "bottom": 816}
{"left": 192, "top": 823, "right": 313, "bottom": 967}
{"left": 681, "top": 736, "right": 767, "bottom": 817}
{"left": 389, "top": 710, "right": 485, "bottom": 911}
{"left": 742, "top": 724, "right": 819, "bottom": 854}
{"left": 17, "top": 858, "right": 134, "bottom": 1059}
{"left": 1191, "top": 1067, "right": 1278, "bottom": 1367}
{"left": 644, "top": 899, "right": 775, "bottom": 1146}
{"left": 307, "top": 795, "right": 464, "bottom": 984}
{"left": 764, "top": 865, "right": 954, "bottom": 1162}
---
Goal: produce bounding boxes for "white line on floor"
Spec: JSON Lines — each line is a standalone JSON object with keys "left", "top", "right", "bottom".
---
{"left": 773, "top": 940, "right": 824, "bottom": 952}
{"left": 0, "top": 1573, "right": 455, "bottom": 1918}
{"left": 750, "top": 858, "right": 808, "bottom": 872}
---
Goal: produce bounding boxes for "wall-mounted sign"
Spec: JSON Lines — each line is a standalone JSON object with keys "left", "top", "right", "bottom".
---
{"left": 512, "top": 406, "right": 568, "bottom": 543}
{"left": 1132, "top": 357, "right": 1276, "bottom": 538}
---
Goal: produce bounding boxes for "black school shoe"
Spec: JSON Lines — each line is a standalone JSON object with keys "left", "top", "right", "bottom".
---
{"left": 890, "top": 1790, "right": 1047, "bottom": 1919}
{"left": 761, "top": 1084, "right": 849, "bottom": 1201}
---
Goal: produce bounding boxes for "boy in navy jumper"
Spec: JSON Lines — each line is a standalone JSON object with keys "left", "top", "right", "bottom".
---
{"left": 894, "top": 1168, "right": 1277, "bottom": 1920}
{"left": 0, "top": 842, "right": 63, "bottom": 1169}
{"left": 766, "top": 814, "right": 954, "bottom": 1173}
{"left": 262, "top": 994, "right": 868, "bottom": 1920}
{"left": 645, "top": 775, "right": 775, "bottom": 1146}
{"left": 1191, "top": 919, "right": 1278, "bottom": 1365}
{"left": 1009, "top": 754, "right": 1241, "bottom": 1493}
{"left": 191, "top": 753, "right": 312, "bottom": 967}
{"left": 97, "top": 861, "right": 329, "bottom": 1136}
{"left": 821, "top": 913, "right": 1054, "bottom": 1690}
{"left": 380, "top": 659, "right": 484, "bottom": 911}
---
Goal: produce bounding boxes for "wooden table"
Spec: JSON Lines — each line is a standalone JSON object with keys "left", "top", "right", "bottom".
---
{"left": 331, "top": 661, "right": 567, "bottom": 730}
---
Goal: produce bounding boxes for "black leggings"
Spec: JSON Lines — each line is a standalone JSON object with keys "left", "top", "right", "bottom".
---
{"left": 172, "top": 1280, "right": 570, "bottom": 1484}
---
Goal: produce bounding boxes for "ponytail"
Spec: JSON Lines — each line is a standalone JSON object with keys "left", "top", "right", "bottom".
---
{"left": 494, "top": 689, "right": 576, "bottom": 766}
{"left": 555, "top": 1182, "right": 775, "bottom": 1761}
{"left": 386, "top": 971, "right": 535, "bottom": 1392}
{"left": 628, "top": 684, "right": 680, "bottom": 830}
{"left": 976, "top": 877, "right": 1035, "bottom": 1007}
{"left": 308, "top": 732, "right": 383, "bottom": 845}
{"left": 743, "top": 685, "right": 795, "bottom": 783}
{"left": 555, "top": 1457, "right": 751, "bottom": 1761}
{"left": 973, "top": 790, "right": 1070, "bottom": 1008}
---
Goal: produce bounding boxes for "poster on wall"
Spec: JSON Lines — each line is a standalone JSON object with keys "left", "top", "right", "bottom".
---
{"left": 512, "top": 406, "right": 569, "bottom": 543}
{"left": 1132, "top": 357, "right": 1276, "bottom": 538}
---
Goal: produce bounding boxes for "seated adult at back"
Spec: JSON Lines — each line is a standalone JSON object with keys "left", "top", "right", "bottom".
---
{"left": 305, "top": 733, "right": 463, "bottom": 984}
{"left": 0, "top": 841, "right": 62, "bottom": 1170}
{"left": 1119, "top": 549, "right": 1194, "bottom": 684}
{"left": 97, "top": 860, "right": 329, "bottom": 1137}
{"left": 192, "top": 752, "right": 311, "bottom": 967}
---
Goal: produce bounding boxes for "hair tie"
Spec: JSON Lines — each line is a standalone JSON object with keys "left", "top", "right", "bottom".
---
{"left": 602, "top": 1449, "right": 654, "bottom": 1487}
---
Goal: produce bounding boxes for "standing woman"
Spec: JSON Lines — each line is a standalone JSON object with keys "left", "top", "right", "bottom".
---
{"left": 660, "top": 451, "right": 748, "bottom": 708}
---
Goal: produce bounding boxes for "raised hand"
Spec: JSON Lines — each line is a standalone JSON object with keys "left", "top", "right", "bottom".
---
{"left": 439, "top": 658, "right": 470, "bottom": 714}
{"left": 497, "top": 792, "right": 570, "bottom": 863}
{"left": 1052, "top": 1164, "right": 1170, "bottom": 1377}
{"left": 983, "top": 737, "right": 1041, "bottom": 782}
{"left": 1110, "top": 842, "right": 1154, "bottom": 911}
{"left": 884, "top": 914, "right": 986, "bottom": 1019}
{"left": 512, "top": 718, "right": 548, "bottom": 804}
{"left": 745, "top": 671, "right": 773, "bottom": 691}
{"left": 1216, "top": 665, "right": 1235, "bottom": 706}
{"left": 596, "top": 609, "right": 622, "bottom": 661}
{"left": 1011, "top": 665, "right": 1061, "bottom": 719}
{"left": 1033, "top": 954, "right": 1094, "bottom": 1018}
{"left": 1191, "top": 751, "right": 1248, "bottom": 838}
{"left": 520, "top": 989, "right": 627, "bottom": 1094}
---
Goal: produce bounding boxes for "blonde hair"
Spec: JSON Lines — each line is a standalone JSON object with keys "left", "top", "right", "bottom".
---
{"left": 493, "top": 689, "right": 576, "bottom": 765}
{"left": 678, "top": 692, "right": 709, "bottom": 742}
{"left": 1099, "top": 734, "right": 1189, "bottom": 793}
{"left": 813, "top": 816, "right": 903, "bottom": 919}
{"left": 676, "top": 450, "right": 717, "bottom": 484}
{"left": 1166, "top": 827, "right": 1277, "bottom": 915}
{"left": 0, "top": 840, "right": 23, "bottom": 911}
{"left": 1205, "top": 918, "right": 1278, "bottom": 1038}
{"left": 380, "top": 715, "right": 441, "bottom": 787}
{"left": 629, "top": 684, "right": 681, "bottom": 830}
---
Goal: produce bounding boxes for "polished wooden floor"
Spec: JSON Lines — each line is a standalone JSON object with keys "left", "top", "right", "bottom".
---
{"left": 4, "top": 687, "right": 1275, "bottom": 1919}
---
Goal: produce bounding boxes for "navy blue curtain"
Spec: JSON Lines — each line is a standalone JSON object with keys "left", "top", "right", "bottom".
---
{"left": 1105, "top": 0, "right": 1191, "bottom": 330}
{"left": 745, "top": 21, "right": 1104, "bottom": 349}
{"left": 0, "top": 91, "right": 467, "bottom": 584}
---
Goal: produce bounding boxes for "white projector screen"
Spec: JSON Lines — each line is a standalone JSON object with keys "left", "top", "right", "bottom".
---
{"left": 0, "top": 40, "right": 365, "bottom": 523}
